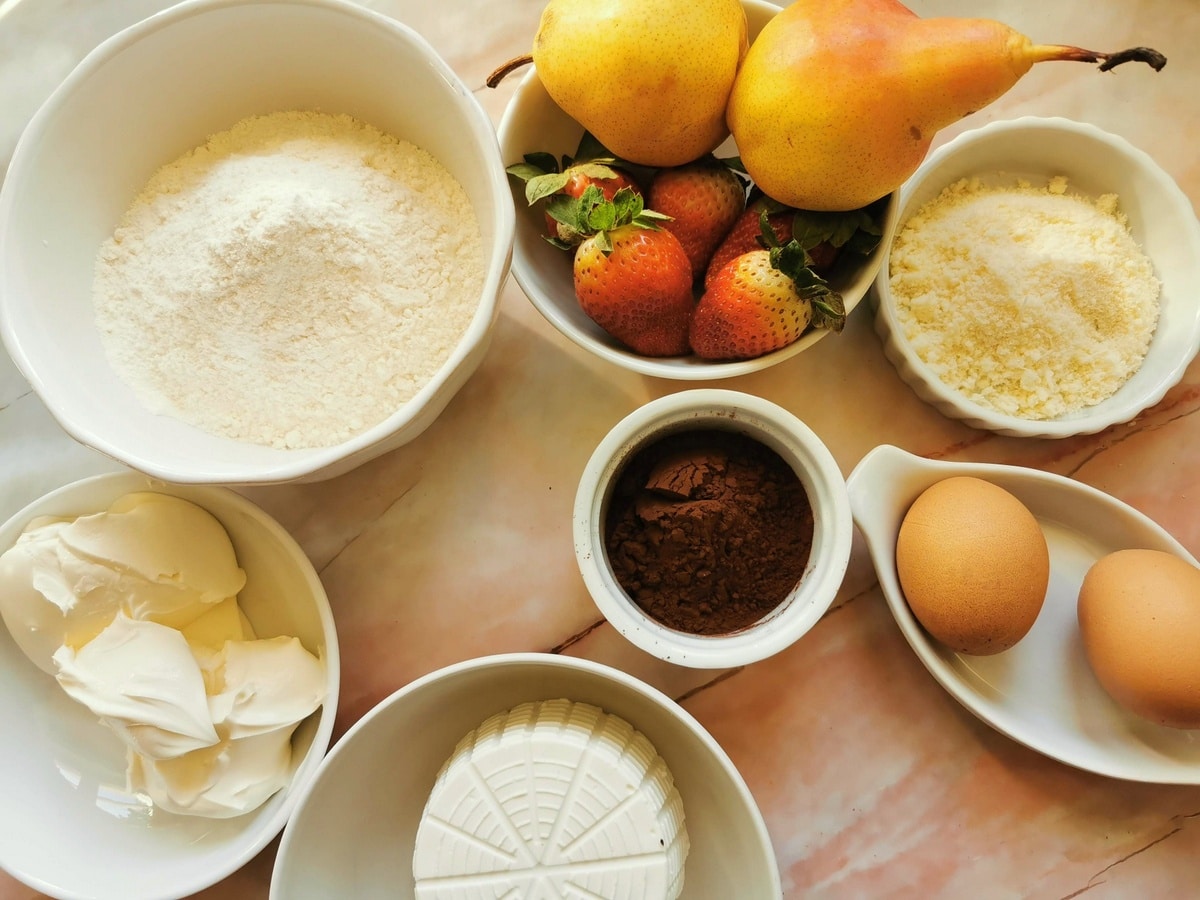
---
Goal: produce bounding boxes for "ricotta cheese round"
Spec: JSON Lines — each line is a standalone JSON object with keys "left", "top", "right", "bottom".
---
{"left": 413, "top": 698, "right": 688, "bottom": 899}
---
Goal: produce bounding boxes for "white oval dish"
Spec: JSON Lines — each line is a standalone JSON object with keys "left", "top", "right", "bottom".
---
{"left": 270, "top": 653, "right": 781, "bottom": 899}
{"left": 846, "top": 444, "right": 1200, "bottom": 784}
{"left": 872, "top": 116, "right": 1200, "bottom": 439}
{"left": 495, "top": 0, "right": 898, "bottom": 380}
{"left": 0, "top": 471, "right": 340, "bottom": 900}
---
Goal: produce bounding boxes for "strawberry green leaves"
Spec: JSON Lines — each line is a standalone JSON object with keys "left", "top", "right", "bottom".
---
{"left": 757, "top": 212, "right": 847, "bottom": 333}
{"left": 547, "top": 186, "right": 669, "bottom": 253}
{"left": 509, "top": 156, "right": 629, "bottom": 205}
{"left": 789, "top": 196, "right": 887, "bottom": 258}
{"left": 505, "top": 137, "right": 647, "bottom": 249}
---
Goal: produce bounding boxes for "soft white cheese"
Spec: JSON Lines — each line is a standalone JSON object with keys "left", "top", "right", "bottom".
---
{"left": 413, "top": 699, "right": 688, "bottom": 899}
{"left": 182, "top": 595, "right": 253, "bottom": 652}
{"left": 128, "top": 726, "right": 298, "bottom": 818}
{"left": 53, "top": 614, "right": 218, "bottom": 759}
{"left": 0, "top": 491, "right": 326, "bottom": 819}
{"left": 206, "top": 636, "right": 328, "bottom": 740}
{"left": 0, "top": 492, "right": 246, "bottom": 673}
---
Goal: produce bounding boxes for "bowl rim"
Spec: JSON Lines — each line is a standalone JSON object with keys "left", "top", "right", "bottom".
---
{"left": 0, "top": 469, "right": 341, "bottom": 900}
{"left": 874, "top": 115, "right": 1200, "bottom": 439}
{"left": 0, "top": 0, "right": 516, "bottom": 485}
{"left": 573, "top": 389, "right": 853, "bottom": 668}
{"left": 270, "top": 651, "right": 782, "bottom": 899}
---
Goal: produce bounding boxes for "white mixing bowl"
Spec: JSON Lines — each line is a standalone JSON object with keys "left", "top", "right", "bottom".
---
{"left": 0, "top": 0, "right": 514, "bottom": 484}
{"left": 0, "top": 471, "right": 339, "bottom": 900}
{"left": 270, "top": 653, "right": 781, "bottom": 899}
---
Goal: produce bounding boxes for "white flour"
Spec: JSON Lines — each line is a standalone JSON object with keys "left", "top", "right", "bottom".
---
{"left": 93, "top": 110, "right": 485, "bottom": 449}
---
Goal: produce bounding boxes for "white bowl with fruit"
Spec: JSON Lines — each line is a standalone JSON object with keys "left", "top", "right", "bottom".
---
{"left": 494, "top": 0, "right": 1169, "bottom": 381}
{"left": 494, "top": 0, "right": 899, "bottom": 378}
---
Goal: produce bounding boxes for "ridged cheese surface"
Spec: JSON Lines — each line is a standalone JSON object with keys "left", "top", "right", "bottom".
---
{"left": 413, "top": 698, "right": 688, "bottom": 899}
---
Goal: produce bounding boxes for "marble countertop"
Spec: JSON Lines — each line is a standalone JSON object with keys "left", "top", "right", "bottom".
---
{"left": 2, "top": 0, "right": 1199, "bottom": 897}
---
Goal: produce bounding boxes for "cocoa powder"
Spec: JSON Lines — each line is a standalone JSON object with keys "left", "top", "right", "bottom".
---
{"left": 604, "top": 428, "right": 814, "bottom": 635}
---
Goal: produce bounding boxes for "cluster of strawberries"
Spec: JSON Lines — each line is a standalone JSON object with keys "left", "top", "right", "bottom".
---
{"left": 508, "top": 142, "right": 885, "bottom": 360}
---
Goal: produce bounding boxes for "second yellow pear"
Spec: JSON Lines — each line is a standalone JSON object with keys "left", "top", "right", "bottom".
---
{"left": 727, "top": 0, "right": 1166, "bottom": 211}
{"left": 532, "top": 0, "right": 748, "bottom": 168}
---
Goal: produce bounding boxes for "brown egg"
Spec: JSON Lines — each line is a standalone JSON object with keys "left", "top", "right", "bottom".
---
{"left": 1077, "top": 548, "right": 1200, "bottom": 729}
{"left": 896, "top": 476, "right": 1049, "bottom": 655}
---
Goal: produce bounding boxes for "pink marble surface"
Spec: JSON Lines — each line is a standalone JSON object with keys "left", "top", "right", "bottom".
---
{"left": 1, "top": 0, "right": 1199, "bottom": 897}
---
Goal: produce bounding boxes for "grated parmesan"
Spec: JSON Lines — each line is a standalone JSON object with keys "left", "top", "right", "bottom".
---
{"left": 888, "top": 175, "right": 1161, "bottom": 420}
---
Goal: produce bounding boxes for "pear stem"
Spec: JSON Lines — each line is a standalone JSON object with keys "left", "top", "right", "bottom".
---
{"left": 486, "top": 54, "right": 534, "bottom": 89}
{"left": 1029, "top": 44, "right": 1167, "bottom": 72}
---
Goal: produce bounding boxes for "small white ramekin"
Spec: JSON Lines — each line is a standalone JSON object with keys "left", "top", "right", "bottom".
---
{"left": 873, "top": 116, "right": 1200, "bottom": 439}
{"left": 573, "top": 389, "right": 852, "bottom": 668}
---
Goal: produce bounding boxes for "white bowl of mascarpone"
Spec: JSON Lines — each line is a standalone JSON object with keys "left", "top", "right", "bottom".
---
{"left": 0, "top": 0, "right": 514, "bottom": 484}
{"left": 872, "top": 116, "right": 1200, "bottom": 439}
{"left": 0, "top": 471, "right": 339, "bottom": 900}
{"left": 270, "top": 653, "right": 780, "bottom": 899}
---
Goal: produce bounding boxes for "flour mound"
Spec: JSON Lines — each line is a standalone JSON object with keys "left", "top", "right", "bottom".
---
{"left": 93, "top": 110, "right": 486, "bottom": 450}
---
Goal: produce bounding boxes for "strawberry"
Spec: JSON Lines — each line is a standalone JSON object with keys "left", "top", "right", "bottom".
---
{"left": 647, "top": 156, "right": 746, "bottom": 279}
{"left": 569, "top": 187, "right": 694, "bottom": 357}
{"left": 704, "top": 198, "right": 795, "bottom": 290}
{"left": 506, "top": 151, "right": 639, "bottom": 247}
{"left": 690, "top": 231, "right": 847, "bottom": 361}
{"left": 807, "top": 240, "right": 842, "bottom": 272}
{"left": 704, "top": 198, "right": 845, "bottom": 290}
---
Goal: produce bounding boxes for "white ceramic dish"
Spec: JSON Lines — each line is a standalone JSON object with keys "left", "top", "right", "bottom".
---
{"left": 495, "top": 0, "right": 898, "bottom": 380}
{"left": 0, "top": 0, "right": 514, "bottom": 485}
{"left": 847, "top": 444, "right": 1200, "bottom": 784}
{"left": 575, "top": 390, "right": 853, "bottom": 668}
{"left": 0, "top": 471, "right": 340, "bottom": 900}
{"left": 270, "top": 653, "right": 781, "bottom": 899}
{"left": 872, "top": 116, "right": 1200, "bottom": 439}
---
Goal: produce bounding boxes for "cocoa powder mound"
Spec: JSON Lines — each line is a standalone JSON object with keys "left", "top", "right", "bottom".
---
{"left": 603, "top": 428, "right": 815, "bottom": 635}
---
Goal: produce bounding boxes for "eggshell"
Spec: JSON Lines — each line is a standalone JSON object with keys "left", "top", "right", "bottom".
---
{"left": 1077, "top": 548, "right": 1200, "bottom": 729}
{"left": 895, "top": 476, "right": 1049, "bottom": 656}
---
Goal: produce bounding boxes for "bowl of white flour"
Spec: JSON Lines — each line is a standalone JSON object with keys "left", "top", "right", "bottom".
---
{"left": 0, "top": 0, "right": 515, "bottom": 484}
{"left": 871, "top": 116, "right": 1200, "bottom": 439}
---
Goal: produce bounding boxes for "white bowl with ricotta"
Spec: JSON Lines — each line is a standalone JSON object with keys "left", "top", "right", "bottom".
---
{"left": 0, "top": 0, "right": 514, "bottom": 484}
{"left": 872, "top": 116, "right": 1200, "bottom": 439}
{"left": 270, "top": 653, "right": 781, "bottom": 899}
{"left": 0, "top": 471, "right": 339, "bottom": 900}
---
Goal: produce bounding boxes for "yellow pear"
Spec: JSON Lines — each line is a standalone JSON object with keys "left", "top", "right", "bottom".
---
{"left": 529, "top": 0, "right": 748, "bottom": 168}
{"left": 727, "top": 0, "right": 1165, "bottom": 211}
